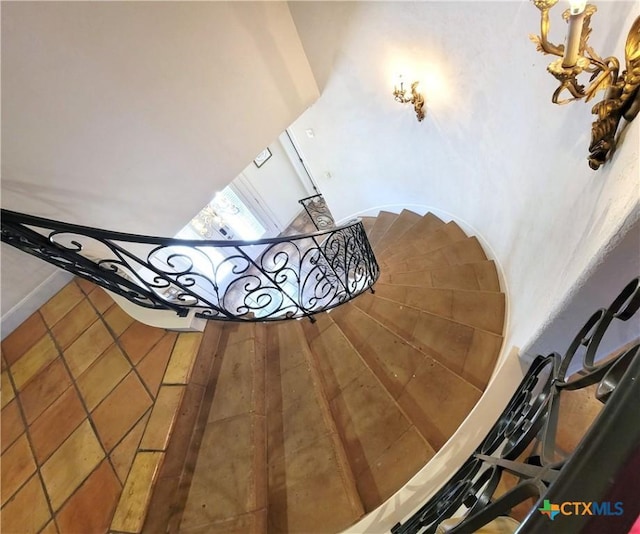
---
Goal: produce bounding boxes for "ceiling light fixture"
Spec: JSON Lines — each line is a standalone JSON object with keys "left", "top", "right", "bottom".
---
{"left": 393, "top": 76, "right": 425, "bottom": 122}
{"left": 530, "top": 0, "right": 640, "bottom": 170}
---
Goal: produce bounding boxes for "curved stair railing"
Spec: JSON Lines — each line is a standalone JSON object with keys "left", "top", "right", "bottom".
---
{"left": 391, "top": 277, "right": 640, "bottom": 534}
{"left": 299, "top": 193, "right": 336, "bottom": 231}
{"left": 1, "top": 208, "right": 379, "bottom": 322}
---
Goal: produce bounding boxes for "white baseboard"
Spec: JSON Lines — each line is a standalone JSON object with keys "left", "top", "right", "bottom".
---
{"left": 1, "top": 270, "right": 74, "bottom": 340}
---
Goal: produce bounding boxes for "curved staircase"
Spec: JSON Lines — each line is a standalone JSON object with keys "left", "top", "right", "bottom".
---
{"left": 146, "top": 209, "right": 506, "bottom": 534}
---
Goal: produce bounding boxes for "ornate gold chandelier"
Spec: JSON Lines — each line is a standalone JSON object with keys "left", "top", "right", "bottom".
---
{"left": 530, "top": 0, "right": 640, "bottom": 170}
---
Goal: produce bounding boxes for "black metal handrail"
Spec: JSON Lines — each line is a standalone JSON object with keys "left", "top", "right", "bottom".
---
{"left": 1, "top": 209, "right": 379, "bottom": 322}
{"left": 392, "top": 277, "right": 640, "bottom": 534}
{"left": 299, "top": 194, "right": 336, "bottom": 231}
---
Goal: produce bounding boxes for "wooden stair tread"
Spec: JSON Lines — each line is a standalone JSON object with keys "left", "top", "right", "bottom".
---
{"left": 382, "top": 236, "right": 487, "bottom": 273}
{"left": 301, "top": 315, "right": 435, "bottom": 512}
{"left": 367, "top": 210, "right": 397, "bottom": 249}
{"left": 265, "top": 321, "right": 363, "bottom": 533}
{"left": 374, "top": 209, "right": 422, "bottom": 254}
{"left": 330, "top": 303, "right": 483, "bottom": 450}
{"left": 179, "top": 323, "right": 268, "bottom": 532}
{"left": 153, "top": 208, "right": 507, "bottom": 534}
{"left": 385, "top": 260, "right": 501, "bottom": 292}
{"left": 382, "top": 221, "right": 468, "bottom": 264}
{"left": 353, "top": 292, "right": 502, "bottom": 389}
{"left": 371, "top": 284, "right": 505, "bottom": 335}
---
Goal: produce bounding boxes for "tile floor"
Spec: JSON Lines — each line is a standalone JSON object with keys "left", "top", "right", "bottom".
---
{"left": 1, "top": 278, "right": 203, "bottom": 534}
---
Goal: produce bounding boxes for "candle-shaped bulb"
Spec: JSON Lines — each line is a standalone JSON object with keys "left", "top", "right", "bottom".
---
{"left": 569, "top": 0, "right": 586, "bottom": 15}
{"left": 562, "top": 1, "right": 586, "bottom": 67}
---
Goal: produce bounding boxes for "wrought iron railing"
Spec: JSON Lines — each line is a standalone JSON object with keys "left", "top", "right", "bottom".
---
{"left": 1, "top": 209, "right": 379, "bottom": 322}
{"left": 299, "top": 194, "right": 336, "bottom": 231}
{"left": 392, "top": 277, "right": 640, "bottom": 534}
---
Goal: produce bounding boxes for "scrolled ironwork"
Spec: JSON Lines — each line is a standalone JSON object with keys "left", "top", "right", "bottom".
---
{"left": 392, "top": 277, "right": 640, "bottom": 534}
{"left": 1, "top": 208, "right": 379, "bottom": 322}
{"left": 299, "top": 194, "right": 336, "bottom": 231}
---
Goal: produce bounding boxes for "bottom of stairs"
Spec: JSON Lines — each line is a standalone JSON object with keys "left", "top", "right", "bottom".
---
{"left": 142, "top": 210, "right": 507, "bottom": 533}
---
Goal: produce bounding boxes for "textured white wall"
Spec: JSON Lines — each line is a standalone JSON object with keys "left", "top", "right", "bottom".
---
{"left": 288, "top": 0, "right": 640, "bottom": 355}
{"left": 1, "top": 2, "right": 319, "bottom": 334}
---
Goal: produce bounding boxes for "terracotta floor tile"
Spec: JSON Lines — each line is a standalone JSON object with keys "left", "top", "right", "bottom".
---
{"left": 51, "top": 299, "right": 99, "bottom": 350}
{"left": 163, "top": 333, "right": 203, "bottom": 384}
{"left": 1, "top": 312, "right": 47, "bottom": 366}
{"left": 10, "top": 334, "right": 59, "bottom": 391}
{"left": 92, "top": 371, "right": 153, "bottom": 452}
{"left": 41, "top": 420, "right": 105, "bottom": 511}
{"left": 135, "top": 333, "right": 177, "bottom": 397}
{"left": 29, "top": 386, "right": 86, "bottom": 465}
{"left": 1, "top": 433, "right": 37, "bottom": 506}
{"left": 1, "top": 370, "right": 15, "bottom": 409}
{"left": 140, "top": 385, "right": 185, "bottom": 451}
{"left": 1, "top": 399, "right": 24, "bottom": 454}
{"left": 119, "top": 322, "right": 166, "bottom": 365}
{"left": 19, "top": 358, "right": 72, "bottom": 424}
{"left": 87, "top": 287, "right": 115, "bottom": 314}
{"left": 111, "top": 451, "right": 164, "bottom": 533}
{"left": 75, "top": 276, "right": 97, "bottom": 295}
{"left": 103, "top": 305, "right": 135, "bottom": 337}
{"left": 0, "top": 474, "right": 51, "bottom": 534}
{"left": 40, "top": 282, "right": 85, "bottom": 328}
{"left": 63, "top": 321, "right": 114, "bottom": 379}
{"left": 77, "top": 344, "right": 131, "bottom": 411}
{"left": 110, "top": 411, "right": 150, "bottom": 484}
{"left": 40, "top": 519, "right": 59, "bottom": 534}
{"left": 56, "top": 459, "right": 122, "bottom": 534}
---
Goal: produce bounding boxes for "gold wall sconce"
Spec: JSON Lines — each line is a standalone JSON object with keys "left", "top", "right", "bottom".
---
{"left": 393, "top": 77, "right": 426, "bottom": 122}
{"left": 530, "top": 0, "right": 640, "bottom": 170}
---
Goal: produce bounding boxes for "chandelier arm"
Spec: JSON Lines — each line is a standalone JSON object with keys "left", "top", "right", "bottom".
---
{"left": 536, "top": 7, "right": 565, "bottom": 57}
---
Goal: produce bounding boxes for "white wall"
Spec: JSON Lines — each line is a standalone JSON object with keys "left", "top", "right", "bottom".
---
{"left": 288, "top": 0, "right": 640, "bottom": 355}
{"left": 1, "top": 2, "right": 319, "bottom": 334}
{"left": 235, "top": 136, "right": 311, "bottom": 233}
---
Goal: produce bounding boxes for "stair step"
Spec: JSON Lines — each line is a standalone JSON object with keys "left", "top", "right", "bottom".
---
{"left": 382, "top": 221, "right": 468, "bottom": 264}
{"left": 380, "top": 212, "right": 445, "bottom": 257}
{"left": 383, "top": 260, "right": 500, "bottom": 293}
{"left": 330, "top": 304, "right": 483, "bottom": 450}
{"left": 265, "top": 321, "right": 363, "bottom": 533}
{"left": 301, "top": 314, "right": 435, "bottom": 512}
{"left": 367, "top": 211, "right": 397, "bottom": 249}
{"left": 179, "top": 323, "right": 268, "bottom": 532}
{"left": 372, "top": 284, "right": 505, "bottom": 335}
{"left": 360, "top": 216, "right": 376, "bottom": 237}
{"left": 353, "top": 292, "right": 503, "bottom": 390}
{"left": 374, "top": 209, "right": 422, "bottom": 254}
{"left": 382, "top": 236, "right": 487, "bottom": 273}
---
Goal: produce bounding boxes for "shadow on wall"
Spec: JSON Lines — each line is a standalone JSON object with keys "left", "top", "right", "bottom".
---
{"left": 288, "top": 2, "right": 361, "bottom": 92}
{"left": 522, "top": 214, "right": 640, "bottom": 370}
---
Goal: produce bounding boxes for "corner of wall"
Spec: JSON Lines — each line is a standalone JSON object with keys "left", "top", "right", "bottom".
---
{"left": 1, "top": 270, "right": 74, "bottom": 340}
